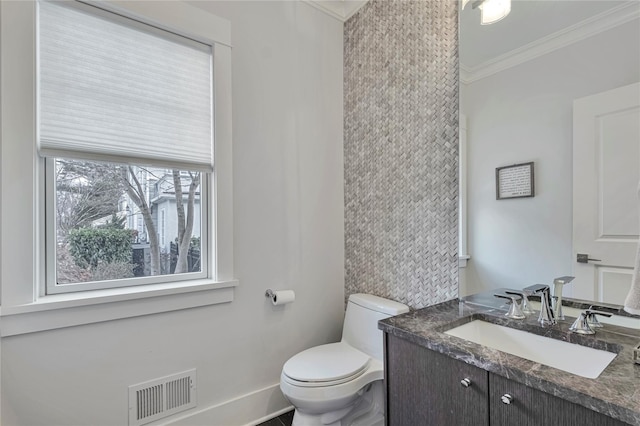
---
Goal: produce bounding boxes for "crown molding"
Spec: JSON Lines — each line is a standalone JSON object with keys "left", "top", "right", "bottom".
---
{"left": 302, "top": 0, "right": 368, "bottom": 22}
{"left": 461, "top": 2, "right": 640, "bottom": 84}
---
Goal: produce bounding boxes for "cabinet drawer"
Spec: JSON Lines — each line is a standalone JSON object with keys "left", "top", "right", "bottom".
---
{"left": 386, "top": 334, "right": 489, "bottom": 426}
{"left": 489, "top": 373, "right": 629, "bottom": 426}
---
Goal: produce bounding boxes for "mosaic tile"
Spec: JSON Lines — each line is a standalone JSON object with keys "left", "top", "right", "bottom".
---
{"left": 344, "top": 0, "right": 460, "bottom": 309}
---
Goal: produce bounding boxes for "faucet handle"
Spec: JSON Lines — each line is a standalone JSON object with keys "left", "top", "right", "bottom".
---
{"left": 569, "top": 309, "right": 612, "bottom": 334}
{"left": 585, "top": 309, "right": 612, "bottom": 318}
{"left": 494, "top": 293, "right": 526, "bottom": 319}
{"left": 585, "top": 308, "right": 612, "bottom": 328}
{"left": 586, "top": 306, "right": 611, "bottom": 328}
{"left": 505, "top": 290, "right": 535, "bottom": 314}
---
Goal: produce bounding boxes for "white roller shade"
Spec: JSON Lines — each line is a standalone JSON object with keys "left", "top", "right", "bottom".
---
{"left": 38, "top": 1, "right": 213, "bottom": 171}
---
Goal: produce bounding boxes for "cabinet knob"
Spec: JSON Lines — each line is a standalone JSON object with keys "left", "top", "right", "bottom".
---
{"left": 501, "top": 394, "right": 513, "bottom": 405}
{"left": 460, "top": 378, "right": 471, "bottom": 388}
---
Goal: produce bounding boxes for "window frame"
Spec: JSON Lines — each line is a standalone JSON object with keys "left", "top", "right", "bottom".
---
{"left": 40, "top": 1, "right": 213, "bottom": 295}
{"left": 459, "top": 113, "right": 470, "bottom": 268}
{"left": 0, "top": 0, "right": 236, "bottom": 335}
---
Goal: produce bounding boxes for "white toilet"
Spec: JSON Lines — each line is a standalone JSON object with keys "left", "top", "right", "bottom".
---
{"left": 280, "top": 293, "right": 409, "bottom": 426}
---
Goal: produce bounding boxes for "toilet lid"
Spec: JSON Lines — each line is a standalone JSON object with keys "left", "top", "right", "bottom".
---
{"left": 283, "top": 342, "right": 370, "bottom": 384}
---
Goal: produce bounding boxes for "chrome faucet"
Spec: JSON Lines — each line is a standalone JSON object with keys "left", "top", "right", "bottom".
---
{"left": 569, "top": 309, "right": 612, "bottom": 334}
{"left": 552, "top": 276, "right": 575, "bottom": 320}
{"left": 523, "top": 284, "right": 556, "bottom": 325}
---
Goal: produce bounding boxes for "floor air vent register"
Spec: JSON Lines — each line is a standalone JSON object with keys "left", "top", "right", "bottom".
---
{"left": 128, "top": 369, "right": 197, "bottom": 425}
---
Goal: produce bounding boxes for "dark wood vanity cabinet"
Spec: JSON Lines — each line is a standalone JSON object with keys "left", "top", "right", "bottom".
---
{"left": 385, "top": 334, "right": 488, "bottom": 426}
{"left": 385, "top": 334, "right": 629, "bottom": 426}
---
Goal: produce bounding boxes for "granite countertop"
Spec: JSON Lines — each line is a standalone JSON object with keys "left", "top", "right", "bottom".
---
{"left": 379, "top": 292, "right": 640, "bottom": 425}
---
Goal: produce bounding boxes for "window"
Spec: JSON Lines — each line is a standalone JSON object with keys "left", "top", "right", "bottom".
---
{"left": 50, "top": 159, "right": 204, "bottom": 290}
{"left": 1, "top": 0, "right": 233, "bottom": 333}
{"left": 39, "top": 1, "right": 212, "bottom": 294}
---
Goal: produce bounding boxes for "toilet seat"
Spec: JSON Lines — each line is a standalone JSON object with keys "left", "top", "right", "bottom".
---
{"left": 280, "top": 356, "right": 384, "bottom": 416}
{"left": 282, "top": 342, "right": 370, "bottom": 387}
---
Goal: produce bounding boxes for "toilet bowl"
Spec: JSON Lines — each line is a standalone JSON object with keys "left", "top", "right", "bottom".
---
{"left": 280, "top": 294, "right": 409, "bottom": 426}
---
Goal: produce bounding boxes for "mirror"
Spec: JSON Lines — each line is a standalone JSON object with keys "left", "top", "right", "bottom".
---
{"left": 458, "top": 1, "right": 640, "bottom": 298}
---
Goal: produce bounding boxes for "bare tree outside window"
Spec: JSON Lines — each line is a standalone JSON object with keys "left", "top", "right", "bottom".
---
{"left": 55, "top": 159, "right": 203, "bottom": 285}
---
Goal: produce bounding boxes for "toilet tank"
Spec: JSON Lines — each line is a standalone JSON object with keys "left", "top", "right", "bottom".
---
{"left": 341, "top": 294, "right": 409, "bottom": 361}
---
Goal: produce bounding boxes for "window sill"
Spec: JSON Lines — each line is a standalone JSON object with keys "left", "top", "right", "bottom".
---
{"left": 0, "top": 279, "right": 238, "bottom": 336}
{"left": 459, "top": 255, "right": 471, "bottom": 268}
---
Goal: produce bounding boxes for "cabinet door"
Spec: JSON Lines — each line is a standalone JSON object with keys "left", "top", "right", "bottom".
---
{"left": 386, "top": 334, "right": 489, "bottom": 426}
{"left": 489, "top": 373, "right": 629, "bottom": 426}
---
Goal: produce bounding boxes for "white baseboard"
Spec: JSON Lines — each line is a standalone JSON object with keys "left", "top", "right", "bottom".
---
{"left": 163, "top": 383, "right": 293, "bottom": 426}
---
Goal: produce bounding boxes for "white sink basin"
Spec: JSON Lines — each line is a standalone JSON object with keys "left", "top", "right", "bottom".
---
{"left": 445, "top": 320, "right": 617, "bottom": 379}
{"left": 528, "top": 301, "right": 640, "bottom": 329}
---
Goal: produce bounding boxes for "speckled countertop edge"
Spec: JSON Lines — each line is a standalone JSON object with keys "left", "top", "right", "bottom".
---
{"left": 379, "top": 297, "right": 640, "bottom": 425}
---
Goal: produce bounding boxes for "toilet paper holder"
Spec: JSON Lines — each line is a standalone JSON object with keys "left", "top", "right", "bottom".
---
{"left": 265, "top": 288, "right": 296, "bottom": 306}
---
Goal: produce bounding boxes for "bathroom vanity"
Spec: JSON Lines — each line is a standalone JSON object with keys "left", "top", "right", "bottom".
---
{"left": 379, "top": 296, "right": 640, "bottom": 426}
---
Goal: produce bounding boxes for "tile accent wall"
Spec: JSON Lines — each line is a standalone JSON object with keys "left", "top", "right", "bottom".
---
{"left": 344, "top": 0, "right": 459, "bottom": 309}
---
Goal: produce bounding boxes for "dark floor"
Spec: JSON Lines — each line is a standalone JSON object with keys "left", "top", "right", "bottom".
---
{"left": 257, "top": 410, "right": 294, "bottom": 426}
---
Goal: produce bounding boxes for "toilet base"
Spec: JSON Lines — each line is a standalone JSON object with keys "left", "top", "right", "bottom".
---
{"left": 291, "top": 381, "right": 384, "bottom": 426}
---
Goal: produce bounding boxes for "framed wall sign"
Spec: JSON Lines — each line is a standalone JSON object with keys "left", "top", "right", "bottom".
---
{"left": 496, "top": 162, "right": 534, "bottom": 200}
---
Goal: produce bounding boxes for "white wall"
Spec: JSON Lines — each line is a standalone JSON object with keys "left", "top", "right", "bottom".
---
{"left": 461, "top": 21, "right": 640, "bottom": 295}
{"left": 0, "top": 2, "right": 345, "bottom": 425}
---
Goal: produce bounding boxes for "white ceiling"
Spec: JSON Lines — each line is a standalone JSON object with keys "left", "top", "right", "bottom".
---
{"left": 306, "top": 0, "right": 638, "bottom": 82}
{"left": 460, "top": 0, "right": 634, "bottom": 69}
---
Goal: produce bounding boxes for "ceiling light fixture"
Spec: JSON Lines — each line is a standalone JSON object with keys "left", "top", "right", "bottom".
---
{"left": 462, "top": 0, "right": 511, "bottom": 25}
